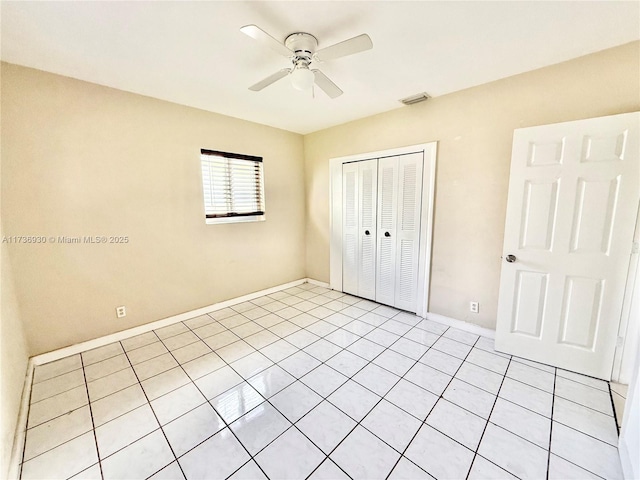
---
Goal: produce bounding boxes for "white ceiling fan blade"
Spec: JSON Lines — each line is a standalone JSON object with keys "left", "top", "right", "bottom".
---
{"left": 314, "top": 34, "right": 373, "bottom": 62}
{"left": 312, "top": 70, "right": 343, "bottom": 99}
{"left": 240, "top": 24, "right": 293, "bottom": 57}
{"left": 249, "top": 69, "right": 291, "bottom": 91}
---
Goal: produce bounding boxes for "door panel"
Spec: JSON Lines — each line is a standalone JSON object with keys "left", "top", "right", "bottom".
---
{"left": 342, "top": 163, "right": 359, "bottom": 296}
{"left": 519, "top": 179, "right": 559, "bottom": 251}
{"left": 558, "top": 276, "right": 602, "bottom": 349}
{"left": 376, "top": 157, "right": 398, "bottom": 306}
{"left": 358, "top": 160, "right": 378, "bottom": 299}
{"left": 511, "top": 270, "right": 548, "bottom": 338}
{"left": 569, "top": 176, "right": 619, "bottom": 254}
{"left": 394, "top": 153, "right": 424, "bottom": 311}
{"left": 496, "top": 112, "right": 639, "bottom": 379}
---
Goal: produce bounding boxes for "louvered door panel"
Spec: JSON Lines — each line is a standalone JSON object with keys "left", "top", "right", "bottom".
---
{"left": 343, "top": 152, "right": 425, "bottom": 313}
{"left": 376, "top": 156, "right": 399, "bottom": 306}
{"left": 342, "top": 163, "right": 359, "bottom": 295}
{"left": 394, "top": 153, "right": 424, "bottom": 311}
{"left": 358, "top": 160, "right": 378, "bottom": 299}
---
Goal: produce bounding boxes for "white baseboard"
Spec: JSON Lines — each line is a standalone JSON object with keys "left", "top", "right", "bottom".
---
{"left": 31, "top": 286, "right": 495, "bottom": 365}
{"left": 426, "top": 312, "right": 496, "bottom": 339}
{"left": 32, "top": 278, "right": 309, "bottom": 366}
{"left": 306, "top": 278, "right": 330, "bottom": 288}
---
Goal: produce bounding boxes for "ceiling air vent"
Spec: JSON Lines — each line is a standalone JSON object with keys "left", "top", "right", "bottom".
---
{"left": 400, "top": 92, "right": 430, "bottom": 106}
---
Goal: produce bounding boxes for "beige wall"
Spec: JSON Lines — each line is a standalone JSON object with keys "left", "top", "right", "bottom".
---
{"left": 1, "top": 238, "right": 30, "bottom": 478}
{"left": 2, "top": 42, "right": 639, "bottom": 357}
{"left": 304, "top": 42, "right": 640, "bottom": 329}
{"left": 1, "top": 63, "right": 306, "bottom": 355}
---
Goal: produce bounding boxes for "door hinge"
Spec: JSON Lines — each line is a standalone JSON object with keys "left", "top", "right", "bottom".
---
{"left": 632, "top": 241, "right": 639, "bottom": 254}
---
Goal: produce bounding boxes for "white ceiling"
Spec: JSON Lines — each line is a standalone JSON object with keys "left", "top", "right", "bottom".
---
{"left": 2, "top": 1, "right": 638, "bottom": 134}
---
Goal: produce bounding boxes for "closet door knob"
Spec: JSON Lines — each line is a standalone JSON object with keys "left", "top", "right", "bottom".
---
{"left": 365, "top": 230, "right": 370, "bottom": 235}
{"left": 384, "top": 232, "right": 391, "bottom": 237}
{"left": 505, "top": 254, "right": 516, "bottom": 263}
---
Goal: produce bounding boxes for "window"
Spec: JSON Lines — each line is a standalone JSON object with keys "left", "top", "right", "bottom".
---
{"left": 200, "top": 149, "right": 265, "bottom": 224}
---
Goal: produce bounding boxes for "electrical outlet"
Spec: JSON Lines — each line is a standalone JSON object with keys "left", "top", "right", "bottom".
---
{"left": 116, "top": 306, "right": 126, "bottom": 318}
{"left": 470, "top": 301, "right": 479, "bottom": 314}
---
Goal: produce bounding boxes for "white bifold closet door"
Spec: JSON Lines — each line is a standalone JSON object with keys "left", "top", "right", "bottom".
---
{"left": 343, "top": 153, "right": 423, "bottom": 311}
{"left": 342, "top": 159, "right": 378, "bottom": 300}
{"left": 376, "top": 153, "right": 424, "bottom": 311}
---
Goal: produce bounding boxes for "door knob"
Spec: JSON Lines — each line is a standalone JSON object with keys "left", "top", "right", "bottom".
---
{"left": 365, "top": 230, "right": 370, "bottom": 235}
{"left": 385, "top": 232, "right": 391, "bottom": 237}
{"left": 505, "top": 254, "right": 516, "bottom": 263}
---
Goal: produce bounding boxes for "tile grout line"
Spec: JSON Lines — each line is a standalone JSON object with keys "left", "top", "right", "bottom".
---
{"left": 29, "top": 365, "right": 84, "bottom": 387}
{"left": 178, "top": 311, "right": 361, "bottom": 480}
{"left": 121, "top": 310, "right": 407, "bottom": 459}
{"left": 28, "top": 303, "right": 598, "bottom": 480}
{"left": 20, "top": 363, "right": 92, "bottom": 473}
{"left": 143, "top": 305, "right": 358, "bottom": 476}
{"left": 26, "top": 378, "right": 86, "bottom": 406}
{"left": 22, "top": 386, "right": 89, "bottom": 431}
{"left": 494, "top": 365, "right": 614, "bottom": 418}
{"left": 16, "top": 292, "right": 439, "bottom": 472}
{"left": 508, "top": 377, "right": 613, "bottom": 417}
{"left": 79, "top": 353, "right": 105, "bottom": 480}
{"left": 293, "top": 320, "right": 434, "bottom": 478}
{"left": 467, "top": 371, "right": 616, "bottom": 478}
{"left": 301, "top": 319, "right": 455, "bottom": 479}
{"left": 465, "top": 356, "right": 514, "bottom": 480}
{"left": 546, "top": 367, "right": 557, "bottom": 480}
{"left": 116, "top": 337, "right": 188, "bottom": 480}
{"left": 551, "top": 419, "right": 619, "bottom": 447}
{"left": 388, "top": 334, "right": 485, "bottom": 480}
{"left": 24, "top": 292, "right": 478, "bottom": 478}
{"left": 79, "top": 293, "right": 350, "bottom": 435}
{"left": 608, "top": 381, "right": 621, "bottom": 435}
{"left": 150, "top": 327, "right": 274, "bottom": 480}
{"left": 61, "top": 337, "right": 606, "bottom": 480}
{"left": 543, "top": 380, "right": 622, "bottom": 480}
{"left": 171, "top": 294, "right": 413, "bottom": 478}
{"left": 549, "top": 454, "right": 608, "bottom": 480}
{"left": 26, "top": 339, "right": 263, "bottom": 417}
{"left": 26, "top": 286, "right": 616, "bottom": 480}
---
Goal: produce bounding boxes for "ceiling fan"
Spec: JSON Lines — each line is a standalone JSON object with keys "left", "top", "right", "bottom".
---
{"left": 240, "top": 24, "right": 373, "bottom": 99}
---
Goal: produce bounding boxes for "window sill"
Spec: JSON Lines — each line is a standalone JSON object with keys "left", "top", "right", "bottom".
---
{"left": 205, "top": 215, "right": 265, "bottom": 225}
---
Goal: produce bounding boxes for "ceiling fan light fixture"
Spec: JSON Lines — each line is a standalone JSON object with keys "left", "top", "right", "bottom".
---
{"left": 290, "top": 66, "right": 315, "bottom": 91}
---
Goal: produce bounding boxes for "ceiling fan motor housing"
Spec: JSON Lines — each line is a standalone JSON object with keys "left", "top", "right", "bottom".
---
{"left": 285, "top": 32, "right": 318, "bottom": 63}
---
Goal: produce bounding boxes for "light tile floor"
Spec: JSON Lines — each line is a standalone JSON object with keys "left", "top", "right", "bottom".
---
{"left": 19, "top": 283, "right": 623, "bottom": 480}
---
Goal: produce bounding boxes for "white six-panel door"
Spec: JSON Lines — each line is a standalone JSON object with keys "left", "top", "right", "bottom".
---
{"left": 496, "top": 112, "right": 640, "bottom": 379}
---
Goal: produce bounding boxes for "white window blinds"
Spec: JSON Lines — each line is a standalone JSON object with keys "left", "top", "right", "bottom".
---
{"left": 200, "top": 149, "right": 265, "bottom": 221}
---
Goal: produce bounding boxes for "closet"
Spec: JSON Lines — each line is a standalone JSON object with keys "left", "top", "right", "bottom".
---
{"left": 342, "top": 152, "right": 424, "bottom": 312}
